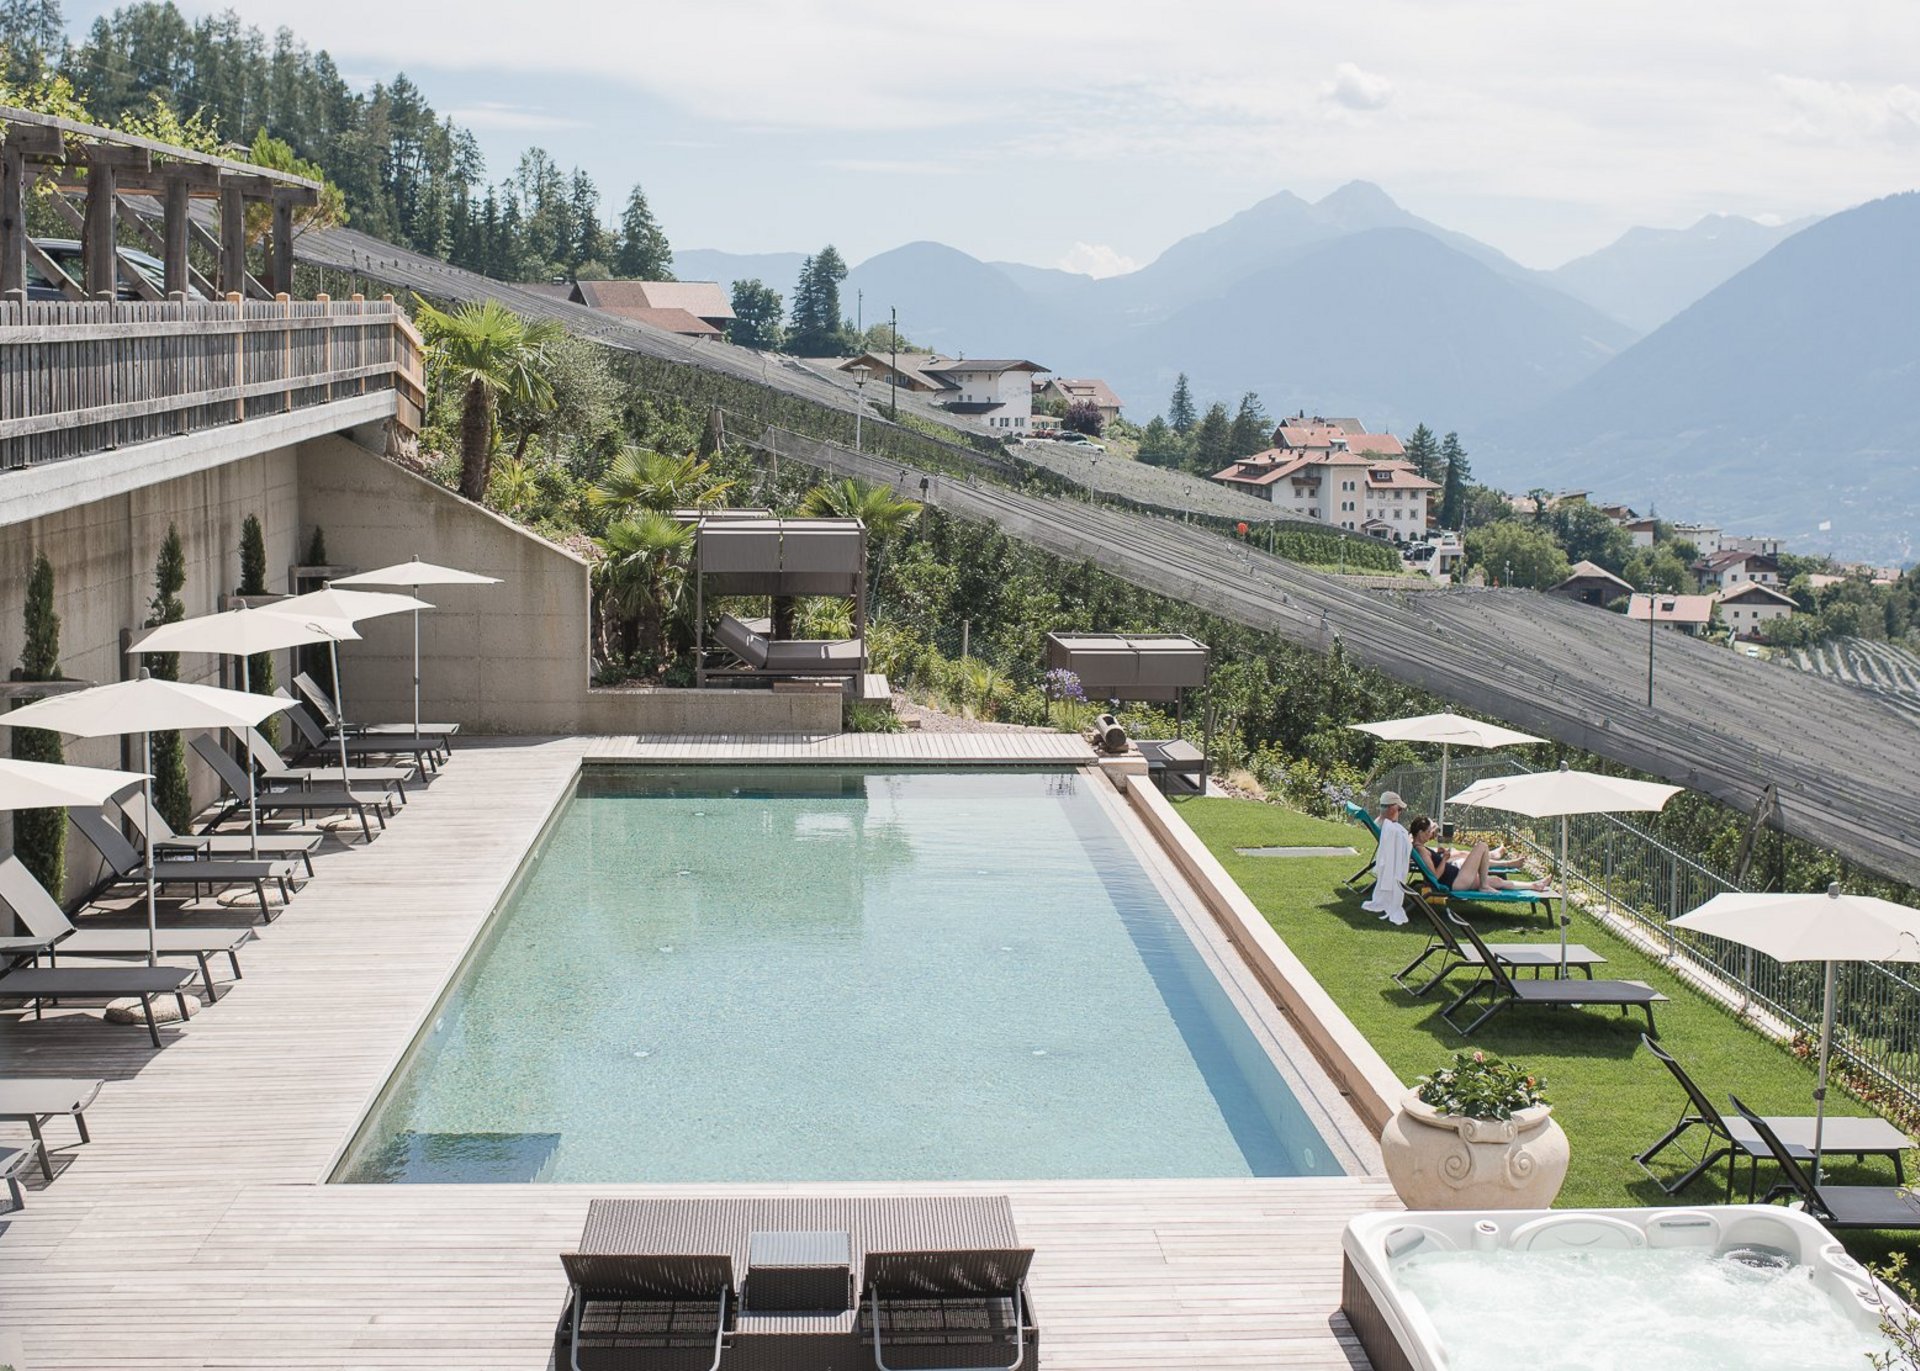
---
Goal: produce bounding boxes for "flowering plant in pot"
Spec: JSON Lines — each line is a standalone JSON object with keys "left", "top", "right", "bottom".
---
{"left": 1380, "top": 1051, "right": 1569, "bottom": 1209}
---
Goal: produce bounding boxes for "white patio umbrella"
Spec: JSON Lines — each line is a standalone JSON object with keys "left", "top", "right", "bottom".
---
{"left": 0, "top": 676, "right": 294, "bottom": 965}
{"left": 1449, "top": 763, "right": 1682, "bottom": 977}
{"left": 0, "top": 757, "right": 149, "bottom": 813}
{"left": 1350, "top": 710, "right": 1545, "bottom": 825}
{"left": 259, "top": 588, "right": 433, "bottom": 787}
{"left": 128, "top": 608, "right": 360, "bottom": 855}
{"left": 1670, "top": 885, "right": 1920, "bottom": 1182}
{"left": 330, "top": 558, "right": 500, "bottom": 736}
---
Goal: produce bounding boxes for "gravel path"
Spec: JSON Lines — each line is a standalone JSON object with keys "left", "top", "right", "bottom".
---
{"left": 892, "top": 698, "right": 1058, "bottom": 735}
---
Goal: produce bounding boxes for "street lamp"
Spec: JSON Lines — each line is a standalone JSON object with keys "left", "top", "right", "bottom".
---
{"left": 1645, "top": 592, "right": 1677, "bottom": 708}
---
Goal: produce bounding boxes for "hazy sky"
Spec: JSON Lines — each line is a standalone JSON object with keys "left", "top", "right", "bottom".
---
{"left": 70, "top": 0, "right": 1920, "bottom": 272}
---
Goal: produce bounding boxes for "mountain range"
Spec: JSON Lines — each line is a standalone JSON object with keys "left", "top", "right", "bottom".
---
{"left": 674, "top": 184, "right": 1920, "bottom": 560}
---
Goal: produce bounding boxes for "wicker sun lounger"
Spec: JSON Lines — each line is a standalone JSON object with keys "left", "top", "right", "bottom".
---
{"left": 117, "top": 788, "right": 322, "bottom": 876}
{"left": 1441, "top": 916, "right": 1666, "bottom": 1037}
{"left": 559, "top": 1195, "right": 1038, "bottom": 1371}
{"left": 1731, "top": 1095, "right": 1920, "bottom": 1231}
{"left": 0, "top": 1077, "right": 102, "bottom": 1180}
{"left": 0, "top": 964, "right": 194, "bottom": 1048}
{"left": 70, "top": 805, "right": 300, "bottom": 920}
{"left": 1640, "top": 1042, "right": 1913, "bottom": 1199}
{"left": 1394, "top": 896, "right": 1605, "bottom": 997}
{"left": 0, "top": 855, "right": 253, "bottom": 1001}
{"left": 191, "top": 734, "right": 392, "bottom": 843}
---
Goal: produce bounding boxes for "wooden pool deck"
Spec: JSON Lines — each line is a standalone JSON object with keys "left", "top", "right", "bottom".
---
{"left": 0, "top": 736, "right": 1397, "bottom": 1369}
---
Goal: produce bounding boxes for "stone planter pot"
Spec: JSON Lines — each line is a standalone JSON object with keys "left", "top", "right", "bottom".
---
{"left": 1379, "top": 1091, "right": 1569, "bottom": 1210}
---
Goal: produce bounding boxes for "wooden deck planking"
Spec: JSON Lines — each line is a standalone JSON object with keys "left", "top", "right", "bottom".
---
{"left": 0, "top": 734, "right": 1394, "bottom": 1369}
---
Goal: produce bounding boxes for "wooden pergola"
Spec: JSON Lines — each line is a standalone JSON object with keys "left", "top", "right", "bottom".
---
{"left": 0, "top": 104, "right": 322, "bottom": 304}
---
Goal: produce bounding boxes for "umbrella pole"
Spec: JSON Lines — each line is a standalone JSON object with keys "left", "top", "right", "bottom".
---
{"left": 330, "top": 640, "right": 352, "bottom": 790}
{"left": 411, "top": 596, "right": 421, "bottom": 740}
{"left": 240, "top": 656, "right": 259, "bottom": 861}
{"left": 142, "top": 733, "right": 158, "bottom": 968}
{"left": 1814, "top": 959, "right": 1836, "bottom": 1184}
{"left": 1438, "top": 743, "right": 1449, "bottom": 829}
{"left": 1558, "top": 815, "right": 1570, "bottom": 979}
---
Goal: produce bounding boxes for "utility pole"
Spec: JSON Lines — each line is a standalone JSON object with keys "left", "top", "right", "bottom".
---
{"left": 1647, "top": 594, "right": 1658, "bottom": 708}
{"left": 854, "top": 291, "right": 865, "bottom": 451}
{"left": 889, "top": 306, "right": 898, "bottom": 421}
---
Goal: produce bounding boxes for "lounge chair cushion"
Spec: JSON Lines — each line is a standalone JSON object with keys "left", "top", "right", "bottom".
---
{"left": 715, "top": 614, "right": 772, "bottom": 669}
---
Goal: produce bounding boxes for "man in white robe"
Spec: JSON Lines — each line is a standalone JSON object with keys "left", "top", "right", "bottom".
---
{"left": 1361, "top": 790, "right": 1412, "bottom": 926}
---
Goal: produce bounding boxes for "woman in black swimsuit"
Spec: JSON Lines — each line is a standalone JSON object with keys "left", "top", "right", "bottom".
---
{"left": 1407, "top": 816, "right": 1549, "bottom": 892}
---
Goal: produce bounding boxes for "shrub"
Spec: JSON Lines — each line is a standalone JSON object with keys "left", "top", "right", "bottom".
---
{"left": 1416, "top": 1051, "right": 1547, "bottom": 1121}
{"left": 12, "top": 552, "right": 66, "bottom": 894}
{"left": 144, "top": 524, "right": 192, "bottom": 832}
{"left": 845, "top": 700, "right": 903, "bottom": 734}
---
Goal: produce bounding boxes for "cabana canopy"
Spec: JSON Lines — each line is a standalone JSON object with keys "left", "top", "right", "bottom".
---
{"left": 1044, "top": 632, "right": 1208, "bottom": 704}
{"left": 696, "top": 517, "right": 864, "bottom": 597}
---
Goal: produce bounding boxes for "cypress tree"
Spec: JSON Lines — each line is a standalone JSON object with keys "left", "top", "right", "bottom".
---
{"left": 145, "top": 524, "right": 192, "bottom": 831}
{"left": 1167, "top": 373, "right": 1197, "bottom": 435}
{"left": 237, "top": 514, "right": 278, "bottom": 747}
{"left": 1439, "top": 432, "right": 1472, "bottom": 529}
{"left": 12, "top": 552, "right": 66, "bottom": 895}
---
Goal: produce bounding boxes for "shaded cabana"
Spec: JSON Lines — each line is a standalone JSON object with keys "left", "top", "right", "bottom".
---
{"left": 694, "top": 517, "right": 871, "bottom": 692}
{"left": 1045, "top": 632, "right": 1209, "bottom": 792}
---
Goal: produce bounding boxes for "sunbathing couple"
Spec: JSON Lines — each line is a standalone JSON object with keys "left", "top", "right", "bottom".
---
{"left": 1407, "top": 815, "right": 1551, "bottom": 893}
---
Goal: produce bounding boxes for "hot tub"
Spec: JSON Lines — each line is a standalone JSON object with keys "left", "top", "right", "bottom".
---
{"left": 1343, "top": 1206, "right": 1895, "bottom": 1371}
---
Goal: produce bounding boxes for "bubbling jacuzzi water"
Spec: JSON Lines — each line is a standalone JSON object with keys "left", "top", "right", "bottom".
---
{"left": 1393, "top": 1245, "right": 1889, "bottom": 1371}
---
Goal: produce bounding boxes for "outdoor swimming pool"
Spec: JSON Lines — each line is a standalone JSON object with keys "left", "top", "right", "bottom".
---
{"left": 335, "top": 767, "right": 1357, "bottom": 1184}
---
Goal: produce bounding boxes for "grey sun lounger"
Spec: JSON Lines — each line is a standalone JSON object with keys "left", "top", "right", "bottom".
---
{"left": 1441, "top": 915, "right": 1666, "bottom": 1037}
{"left": 243, "top": 725, "right": 413, "bottom": 803}
{"left": 293, "top": 673, "right": 458, "bottom": 749}
{"left": 118, "top": 787, "right": 321, "bottom": 877}
{"left": 1639, "top": 1043, "right": 1913, "bottom": 1199}
{"left": 714, "top": 614, "right": 864, "bottom": 680}
{"left": 1395, "top": 895, "right": 1605, "bottom": 996}
{"left": 1731, "top": 1095, "right": 1920, "bottom": 1231}
{"left": 71, "top": 805, "right": 300, "bottom": 921}
{"left": 0, "top": 964, "right": 194, "bottom": 1048}
{"left": 191, "top": 734, "right": 392, "bottom": 843}
{"left": 560, "top": 1195, "right": 1037, "bottom": 1371}
{"left": 278, "top": 694, "right": 444, "bottom": 774}
{"left": 0, "top": 1077, "right": 102, "bottom": 1180}
{"left": 0, "top": 855, "right": 254, "bottom": 1002}
{"left": 0, "top": 1144, "right": 29, "bottom": 1211}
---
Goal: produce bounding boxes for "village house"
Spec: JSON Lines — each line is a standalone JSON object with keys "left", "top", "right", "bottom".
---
{"left": 838, "top": 353, "right": 1047, "bottom": 431}
{"left": 568, "top": 280, "right": 734, "bottom": 339}
{"left": 1627, "top": 592, "right": 1717, "bottom": 636}
{"left": 1716, "top": 582, "right": 1799, "bottom": 638}
{"left": 1694, "top": 548, "right": 1780, "bottom": 591}
{"left": 1549, "top": 560, "right": 1635, "bottom": 608}
{"left": 1211, "top": 419, "right": 1436, "bottom": 539}
{"left": 1035, "top": 377, "right": 1123, "bottom": 425}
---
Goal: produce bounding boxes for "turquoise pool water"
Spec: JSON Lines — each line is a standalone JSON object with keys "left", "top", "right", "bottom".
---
{"left": 336, "top": 768, "right": 1353, "bottom": 1184}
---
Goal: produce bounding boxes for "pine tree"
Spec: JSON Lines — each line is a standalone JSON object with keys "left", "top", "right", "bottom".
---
{"left": 1439, "top": 431, "right": 1472, "bottom": 529}
{"left": 613, "top": 184, "right": 674, "bottom": 279}
{"left": 1404, "top": 423, "right": 1441, "bottom": 481}
{"left": 787, "top": 246, "right": 852, "bottom": 356}
{"left": 237, "top": 514, "right": 278, "bottom": 746}
{"left": 12, "top": 551, "right": 66, "bottom": 895}
{"left": 145, "top": 524, "right": 192, "bottom": 832}
{"left": 1167, "top": 373, "right": 1197, "bottom": 435}
{"left": 1191, "top": 402, "right": 1232, "bottom": 474}
{"left": 1227, "top": 391, "right": 1270, "bottom": 458}
{"left": 727, "top": 278, "right": 785, "bottom": 349}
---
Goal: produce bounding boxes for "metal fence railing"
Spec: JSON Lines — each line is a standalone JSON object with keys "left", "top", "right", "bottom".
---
{"left": 1374, "top": 753, "right": 1920, "bottom": 1115}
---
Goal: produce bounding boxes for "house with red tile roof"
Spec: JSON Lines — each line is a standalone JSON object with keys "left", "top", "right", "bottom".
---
{"left": 1212, "top": 445, "right": 1438, "bottom": 540}
{"left": 570, "top": 280, "right": 735, "bottom": 336}
{"left": 1035, "top": 377, "right": 1123, "bottom": 424}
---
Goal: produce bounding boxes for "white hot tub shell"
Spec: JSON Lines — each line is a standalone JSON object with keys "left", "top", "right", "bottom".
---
{"left": 1342, "top": 1205, "right": 1895, "bottom": 1371}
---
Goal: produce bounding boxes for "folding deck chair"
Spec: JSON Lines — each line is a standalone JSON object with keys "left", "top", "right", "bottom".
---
{"left": 277, "top": 694, "right": 443, "bottom": 775}
{"left": 0, "top": 854, "right": 254, "bottom": 1001}
{"left": 191, "top": 734, "right": 391, "bottom": 844}
{"left": 1393, "top": 894, "right": 1605, "bottom": 996}
{"left": 1408, "top": 843, "right": 1555, "bottom": 919}
{"left": 0, "top": 1077, "right": 102, "bottom": 1180}
{"left": 293, "top": 672, "right": 457, "bottom": 754}
{"left": 1731, "top": 1095, "right": 1920, "bottom": 1231}
{"left": 70, "top": 805, "right": 300, "bottom": 922}
{"left": 118, "top": 787, "right": 321, "bottom": 877}
{"left": 1440, "top": 915, "right": 1666, "bottom": 1037}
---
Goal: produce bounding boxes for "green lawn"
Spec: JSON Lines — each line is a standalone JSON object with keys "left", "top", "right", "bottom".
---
{"left": 1173, "top": 795, "right": 1920, "bottom": 1259}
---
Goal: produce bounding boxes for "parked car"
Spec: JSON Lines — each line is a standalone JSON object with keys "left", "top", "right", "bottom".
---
{"left": 25, "top": 239, "right": 198, "bottom": 302}
{"left": 1053, "top": 431, "right": 1106, "bottom": 451}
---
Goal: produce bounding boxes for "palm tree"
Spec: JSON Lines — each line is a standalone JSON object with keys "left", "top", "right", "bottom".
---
{"left": 588, "top": 447, "right": 734, "bottom": 519}
{"left": 415, "top": 298, "right": 563, "bottom": 502}
{"left": 798, "top": 478, "right": 922, "bottom": 537}
{"left": 592, "top": 512, "right": 697, "bottom": 670}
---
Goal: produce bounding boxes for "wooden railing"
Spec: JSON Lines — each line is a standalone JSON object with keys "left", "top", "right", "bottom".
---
{"left": 0, "top": 294, "right": 425, "bottom": 470}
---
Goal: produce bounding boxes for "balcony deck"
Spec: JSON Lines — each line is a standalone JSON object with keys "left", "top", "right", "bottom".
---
{"left": 0, "top": 735, "right": 1396, "bottom": 1369}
